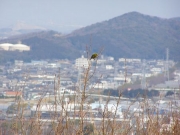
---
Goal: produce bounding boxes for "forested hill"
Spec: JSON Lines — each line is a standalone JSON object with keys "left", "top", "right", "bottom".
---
{"left": 0, "top": 12, "right": 180, "bottom": 62}
{"left": 67, "top": 12, "right": 180, "bottom": 60}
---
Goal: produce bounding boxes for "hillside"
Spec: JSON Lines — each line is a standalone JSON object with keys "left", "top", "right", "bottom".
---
{"left": 0, "top": 12, "right": 180, "bottom": 62}
{"left": 67, "top": 12, "right": 180, "bottom": 60}
{"left": 0, "top": 31, "right": 80, "bottom": 62}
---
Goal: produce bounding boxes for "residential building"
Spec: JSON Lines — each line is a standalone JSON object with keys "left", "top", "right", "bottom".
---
{"left": 75, "top": 55, "right": 89, "bottom": 68}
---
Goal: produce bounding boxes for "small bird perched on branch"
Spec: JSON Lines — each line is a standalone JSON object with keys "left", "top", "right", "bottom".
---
{"left": 90, "top": 53, "right": 98, "bottom": 60}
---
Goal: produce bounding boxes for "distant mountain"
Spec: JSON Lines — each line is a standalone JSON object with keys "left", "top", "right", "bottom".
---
{"left": 67, "top": 12, "right": 180, "bottom": 60}
{"left": 0, "top": 22, "right": 46, "bottom": 39}
{"left": 0, "top": 12, "right": 180, "bottom": 62}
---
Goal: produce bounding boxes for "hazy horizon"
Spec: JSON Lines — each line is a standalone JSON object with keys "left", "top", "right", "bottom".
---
{"left": 1, "top": 0, "right": 180, "bottom": 33}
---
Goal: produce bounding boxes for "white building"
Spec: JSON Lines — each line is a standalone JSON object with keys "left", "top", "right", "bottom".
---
{"left": 150, "top": 68, "right": 162, "bottom": 74}
{"left": 0, "top": 43, "right": 30, "bottom": 51}
{"left": 114, "top": 76, "right": 131, "bottom": 83}
{"left": 119, "top": 58, "right": 141, "bottom": 63}
{"left": 15, "top": 60, "right": 24, "bottom": 66}
{"left": 106, "top": 65, "right": 114, "bottom": 70}
{"left": 107, "top": 56, "right": 114, "bottom": 61}
{"left": 75, "top": 55, "right": 89, "bottom": 68}
{"left": 97, "top": 59, "right": 106, "bottom": 64}
{"left": 92, "top": 81, "right": 122, "bottom": 89}
{"left": 157, "top": 60, "right": 164, "bottom": 66}
{"left": 132, "top": 73, "right": 152, "bottom": 78}
{"left": 0, "top": 43, "right": 13, "bottom": 50}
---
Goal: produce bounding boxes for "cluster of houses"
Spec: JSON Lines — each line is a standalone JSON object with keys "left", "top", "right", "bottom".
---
{"left": 0, "top": 55, "right": 179, "bottom": 134}
{"left": 0, "top": 55, "right": 177, "bottom": 99}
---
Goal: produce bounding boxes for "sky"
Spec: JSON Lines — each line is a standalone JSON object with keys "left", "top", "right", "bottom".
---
{"left": 0, "top": 0, "right": 180, "bottom": 33}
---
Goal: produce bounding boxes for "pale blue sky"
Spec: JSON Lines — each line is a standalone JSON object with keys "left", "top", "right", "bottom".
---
{"left": 0, "top": 0, "right": 180, "bottom": 32}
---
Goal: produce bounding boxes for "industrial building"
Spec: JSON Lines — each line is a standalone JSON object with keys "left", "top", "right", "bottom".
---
{"left": 0, "top": 43, "right": 30, "bottom": 51}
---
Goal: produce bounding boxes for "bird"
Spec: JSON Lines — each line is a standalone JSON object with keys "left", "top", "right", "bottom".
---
{"left": 90, "top": 53, "right": 98, "bottom": 60}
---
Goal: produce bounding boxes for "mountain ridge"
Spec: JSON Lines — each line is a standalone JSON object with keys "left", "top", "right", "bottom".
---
{"left": 67, "top": 12, "right": 170, "bottom": 36}
{"left": 0, "top": 12, "right": 180, "bottom": 62}
{"left": 67, "top": 12, "right": 180, "bottom": 60}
